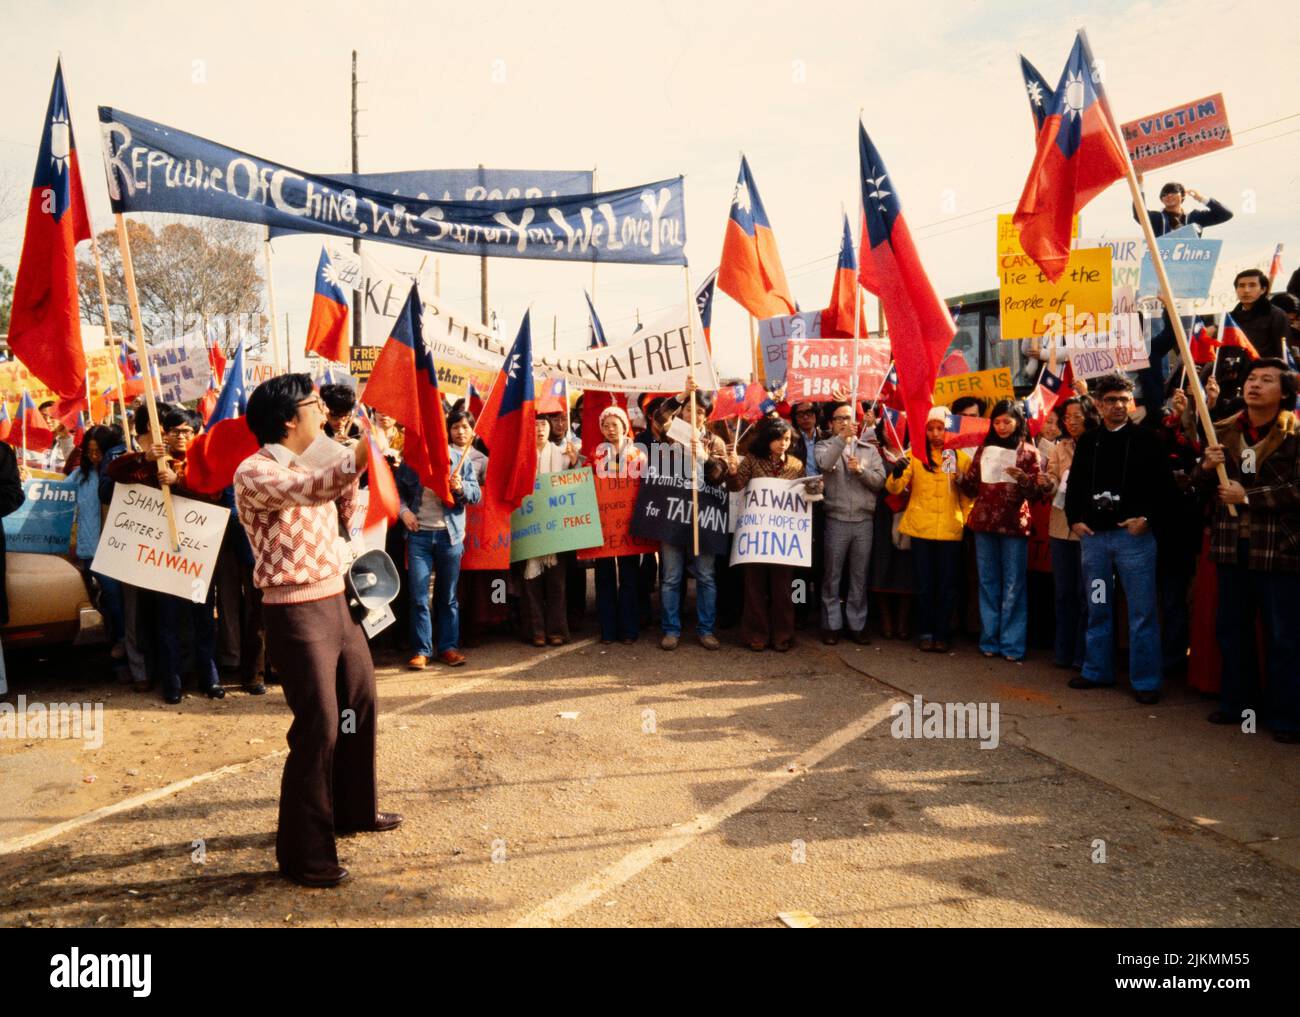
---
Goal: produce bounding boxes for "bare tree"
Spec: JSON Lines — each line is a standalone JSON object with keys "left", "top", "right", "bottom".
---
{"left": 78, "top": 215, "right": 269, "bottom": 356}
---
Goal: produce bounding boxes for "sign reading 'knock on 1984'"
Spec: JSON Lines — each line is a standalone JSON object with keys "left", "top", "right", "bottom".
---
{"left": 91, "top": 484, "right": 230, "bottom": 601}
{"left": 729, "top": 478, "right": 813, "bottom": 568}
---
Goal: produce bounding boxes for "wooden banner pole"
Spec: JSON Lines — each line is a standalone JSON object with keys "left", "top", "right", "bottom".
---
{"left": 263, "top": 232, "right": 282, "bottom": 375}
{"left": 114, "top": 213, "right": 180, "bottom": 549}
{"left": 88, "top": 228, "right": 133, "bottom": 443}
{"left": 1078, "top": 27, "right": 1234, "bottom": 511}
{"left": 684, "top": 266, "right": 700, "bottom": 557}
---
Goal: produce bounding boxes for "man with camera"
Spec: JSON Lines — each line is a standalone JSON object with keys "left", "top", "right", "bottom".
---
{"left": 1064, "top": 374, "right": 1177, "bottom": 704}
{"left": 234, "top": 374, "right": 402, "bottom": 888}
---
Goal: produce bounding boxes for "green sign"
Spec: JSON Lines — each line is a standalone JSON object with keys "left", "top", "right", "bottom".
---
{"left": 509, "top": 468, "right": 604, "bottom": 563}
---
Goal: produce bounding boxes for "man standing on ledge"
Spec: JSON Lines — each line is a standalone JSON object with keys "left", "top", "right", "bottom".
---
{"left": 235, "top": 374, "right": 402, "bottom": 888}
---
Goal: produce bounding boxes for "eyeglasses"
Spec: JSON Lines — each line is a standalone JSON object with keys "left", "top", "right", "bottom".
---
{"left": 831, "top": 415, "right": 854, "bottom": 422}
{"left": 297, "top": 396, "right": 325, "bottom": 411}
{"left": 165, "top": 427, "right": 195, "bottom": 437}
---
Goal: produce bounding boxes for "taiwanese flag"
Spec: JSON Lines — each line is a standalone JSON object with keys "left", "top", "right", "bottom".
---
{"left": 1012, "top": 33, "right": 1127, "bottom": 283}
{"left": 1220, "top": 313, "right": 1259, "bottom": 360}
{"left": 857, "top": 122, "right": 954, "bottom": 459}
{"left": 356, "top": 409, "right": 400, "bottom": 528}
{"left": 579, "top": 291, "right": 627, "bottom": 460}
{"left": 821, "top": 214, "right": 867, "bottom": 339}
{"left": 184, "top": 339, "right": 260, "bottom": 495}
{"left": 475, "top": 312, "right": 537, "bottom": 511}
{"left": 304, "top": 246, "right": 351, "bottom": 365}
{"left": 1269, "top": 243, "right": 1284, "bottom": 286}
{"left": 0, "top": 403, "right": 11, "bottom": 443}
{"left": 1019, "top": 54, "right": 1054, "bottom": 135}
{"left": 709, "top": 382, "right": 768, "bottom": 423}
{"left": 696, "top": 269, "right": 717, "bottom": 350}
{"left": 466, "top": 379, "right": 485, "bottom": 422}
{"left": 11, "top": 392, "right": 55, "bottom": 453}
{"left": 362, "top": 283, "right": 453, "bottom": 507}
{"left": 7, "top": 61, "right": 92, "bottom": 400}
{"left": 880, "top": 405, "right": 908, "bottom": 454}
{"left": 943, "top": 413, "right": 990, "bottom": 450}
{"left": 1189, "top": 318, "right": 1221, "bottom": 365}
{"left": 1024, "top": 367, "right": 1064, "bottom": 436}
{"left": 718, "top": 156, "right": 796, "bottom": 319}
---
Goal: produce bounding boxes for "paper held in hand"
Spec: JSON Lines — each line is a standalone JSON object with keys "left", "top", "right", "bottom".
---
{"left": 980, "top": 446, "right": 1019, "bottom": 485}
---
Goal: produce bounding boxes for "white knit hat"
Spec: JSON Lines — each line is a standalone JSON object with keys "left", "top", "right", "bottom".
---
{"left": 927, "top": 405, "right": 950, "bottom": 424}
{"left": 598, "top": 405, "right": 630, "bottom": 431}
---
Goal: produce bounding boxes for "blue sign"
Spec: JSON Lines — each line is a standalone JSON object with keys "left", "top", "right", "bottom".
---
{"left": 3, "top": 478, "right": 77, "bottom": 554}
{"left": 1138, "top": 233, "right": 1222, "bottom": 300}
{"left": 101, "top": 108, "right": 686, "bottom": 265}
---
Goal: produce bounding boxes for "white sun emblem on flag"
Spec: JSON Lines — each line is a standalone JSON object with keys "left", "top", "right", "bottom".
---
{"left": 1063, "top": 70, "right": 1086, "bottom": 120}
{"left": 866, "top": 174, "right": 890, "bottom": 212}
{"left": 49, "top": 110, "right": 71, "bottom": 175}
{"left": 732, "top": 180, "right": 752, "bottom": 215}
{"left": 1026, "top": 80, "right": 1044, "bottom": 107}
{"left": 506, "top": 352, "right": 521, "bottom": 380}
{"left": 321, "top": 261, "right": 343, "bottom": 288}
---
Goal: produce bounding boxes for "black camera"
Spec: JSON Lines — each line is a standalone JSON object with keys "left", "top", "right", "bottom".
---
{"left": 1092, "top": 490, "right": 1122, "bottom": 515}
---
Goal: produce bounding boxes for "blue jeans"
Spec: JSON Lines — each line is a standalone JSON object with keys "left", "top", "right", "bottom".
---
{"left": 1049, "top": 538, "right": 1086, "bottom": 668}
{"left": 595, "top": 554, "right": 640, "bottom": 641}
{"left": 408, "top": 528, "right": 463, "bottom": 656}
{"left": 1216, "top": 545, "right": 1300, "bottom": 733}
{"left": 1079, "top": 529, "right": 1161, "bottom": 691}
{"left": 911, "top": 538, "right": 961, "bottom": 643}
{"left": 659, "top": 542, "right": 716, "bottom": 637}
{"left": 158, "top": 592, "right": 218, "bottom": 696}
{"left": 973, "top": 532, "right": 1029, "bottom": 659}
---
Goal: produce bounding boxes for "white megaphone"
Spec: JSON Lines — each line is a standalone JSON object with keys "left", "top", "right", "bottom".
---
{"left": 345, "top": 549, "right": 401, "bottom": 638}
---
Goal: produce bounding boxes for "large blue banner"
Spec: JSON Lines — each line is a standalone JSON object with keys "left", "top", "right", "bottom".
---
{"left": 99, "top": 108, "right": 687, "bottom": 265}
{"left": 268, "top": 168, "right": 594, "bottom": 240}
{"left": 3, "top": 478, "right": 77, "bottom": 555}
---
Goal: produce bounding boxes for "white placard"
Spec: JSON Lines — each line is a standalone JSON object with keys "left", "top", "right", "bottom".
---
{"left": 91, "top": 484, "right": 230, "bottom": 600}
{"left": 979, "top": 446, "right": 1019, "bottom": 484}
{"left": 729, "top": 477, "right": 813, "bottom": 568}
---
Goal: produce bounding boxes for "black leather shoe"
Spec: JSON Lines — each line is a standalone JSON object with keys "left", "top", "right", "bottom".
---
{"left": 821, "top": 629, "right": 839, "bottom": 646}
{"left": 205, "top": 684, "right": 226, "bottom": 700}
{"left": 281, "top": 865, "right": 349, "bottom": 888}
{"left": 1135, "top": 690, "right": 1160, "bottom": 705}
{"left": 338, "top": 812, "right": 403, "bottom": 834}
{"left": 244, "top": 681, "right": 268, "bottom": 696}
{"left": 164, "top": 688, "right": 182, "bottom": 705}
{"left": 1068, "top": 676, "right": 1111, "bottom": 690}
{"left": 851, "top": 628, "right": 871, "bottom": 645}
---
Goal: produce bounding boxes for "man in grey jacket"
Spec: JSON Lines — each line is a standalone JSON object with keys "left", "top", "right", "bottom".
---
{"left": 815, "top": 402, "right": 886, "bottom": 645}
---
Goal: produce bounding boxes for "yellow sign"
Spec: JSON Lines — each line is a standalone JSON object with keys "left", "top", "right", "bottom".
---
{"left": 349, "top": 346, "right": 493, "bottom": 401}
{"left": 933, "top": 367, "right": 1015, "bottom": 408}
{"left": 0, "top": 348, "right": 120, "bottom": 410}
{"left": 997, "top": 214, "right": 1078, "bottom": 255}
{"left": 998, "top": 249, "right": 1112, "bottom": 342}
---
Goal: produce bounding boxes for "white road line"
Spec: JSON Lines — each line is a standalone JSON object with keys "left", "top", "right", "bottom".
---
{"left": 513, "top": 699, "right": 897, "bottom": 928}
{"left": 0, "top": 638, "right": 596, "bottom": 856}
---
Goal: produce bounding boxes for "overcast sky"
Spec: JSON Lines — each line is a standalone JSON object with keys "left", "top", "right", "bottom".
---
{"left": 1, "top": 0, "right": 1297, "bottom": 377}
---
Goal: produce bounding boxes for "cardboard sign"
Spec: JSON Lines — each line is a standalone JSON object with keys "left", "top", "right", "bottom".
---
{"left": 729, "top": 478, "right": 813, "bottom": 568}
{"left": 999, "top": 247, "right": 1112, "bottom": 341}
{"left": 508, "top": 468, "right": 603, "bottom": 562}
{"left": 462, "top": 491, "right": 512, "bottom": 570}
{"left": 757, "top": 311, "right": 823, "bottom": 386}
{"left": 2, "top": 478, "right": 78, "bottom": 554}
{"left": 1081, "top": 236, "right": 1143, "bottom": 293}
{"left": 998, "top": 213, "right": 1077, "bottom": 256}
{"left": 933, "top": 367, "right": 1015, "bottom": 408}
{"left": 0, "top": 349, "right": 118, "bottom": 410}
{"left": 1121, "top": 93, "right": 1232, "bottom": 173}
{"left": 349, "top": 347, "right": 381, "bottom": 384}
{"left": 242, "top": 356, "right": 279, "bottom": 391}
{"left": 630, "top": 456, "right": 730, "bottom": 555}
{"left": 577, "top": 474, "right": 658, "bottom": 560}
{"left": 91, "top": 483, "right": 229, "bottom": 600}
{"left": 1138, "top": 235, "right": 1222, "bottom": 301}
{"left": 785, "top": 338, "right": 891, "bottom": 402}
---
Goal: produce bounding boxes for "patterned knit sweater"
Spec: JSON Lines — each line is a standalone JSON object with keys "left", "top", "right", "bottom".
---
{"left": 234, "top": 446, "right": 361, "bottom": 605}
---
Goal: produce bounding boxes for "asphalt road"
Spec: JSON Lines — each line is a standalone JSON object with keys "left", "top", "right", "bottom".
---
{"left": 1, "top": 631, "right": 1297, "bottom": 928}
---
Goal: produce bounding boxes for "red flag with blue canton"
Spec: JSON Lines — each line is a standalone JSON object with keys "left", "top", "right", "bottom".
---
{"left": 0, "top": 403, "right": 10, "bottom": 444}
{"left": 8, "top": 61, "right": 92, "bottom": 400}
{"left": 718, "top": 156, "right": 796, "bottom": 320}
{"left": 856, "top": 122, "right": 954, "bottom": 456}
{"left": 475, "top": 312, "right": 538, "bottom": 512}
{"left": 1220, "top": 313, "right": 1259, "bottom": 360}
{"left": 822, "top": 213, "right": 867, "bottom": 338}
{"left": 579, "top": 291, "right": 627, "bottom": 460}
{"left": 10, "top": 392, "right": 55, "bottom": 453}
{"left": 1019, "top": 54, "right": 1054, "bottom": 135}
{"left": 1012, "top": 33, "right": 1127, "bottom": 283}
{"left": 943, "top": 413, "right": 990, "bottom": 449}
{"left": 304, "top": 246, "right": 351, "bottom": 365}
{"left": 1024, "top": 367, "right": 1064, "bottom": 435}
{"left": 356, "top": 408, "right": 400, "bottom": 527}
{"left": 1189, "top": 317, "right": 1221, "bottom": 365}
{"left": 184, "top": 339, "right": 260, "bottom": 495}
{"left": 362, "top": 283, "right": 453, "bottom": 508}
{"left": 709, "top": 382, "right": 767, "bottom": 423}
{"left": 696, "top": 268, "right": 717, "bottom": 350}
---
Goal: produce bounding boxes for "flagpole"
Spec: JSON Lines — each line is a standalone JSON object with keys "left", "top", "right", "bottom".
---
{"left": 114, "top": 212, "right": 181, "bottom": 549}
{"left": 264, "top": 231, "right": 283, "bottom": 375}
{"left": 1077, "top": 27, "right": 1234, "bottom": 512}
{"left": 748, "top": 314, "right": 759, "bottom": 385}
{"left": 684, "top": 266, "right": 701, "bottom": 557}
{"left": 88, "top": 227, "right": 133, "bottom": 442}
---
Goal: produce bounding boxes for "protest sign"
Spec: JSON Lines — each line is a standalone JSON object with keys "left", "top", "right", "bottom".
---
{"left": 999, "top": 247, "right": 1112, "bottom": 341}
{"left": 729, "top": 478, "right": 813, "bottom": 568}
{"left": 534, "top": 301, "right": 717, "bottom": 393}
{"left": 1081, "top": 236, "right": 1143, "bottom": 293}
{"left": 91, "top": 484, "right": 229, "bottom": 600}
{"left": 998, "top": 214, "right": 1078, "bottom": 256}
{"left": 462, "top": 492, "right": 512, "bottom": 570}
{"left": 101, "top": 107, "right": 687, "bottom": 265}
{"left": 933, "top": 367, "right": 1015, "bottom": 408}
{"left": 2, "top": 478, "right": 77, "bottom": 554}
{"left": 1121, "top": 93, "right": 1232, "bottom": 173}
{"left": 1138, "top": 235, "right": 1222, "bottom": 300}
{"left": 630, "top": 456, "right": 730, "bottom": 556}
{"left": 344, "top": 490, "right": 387, "bottom": 555}
{"left": 0, "top": 349, "right": 118, "bottom": 409}
{"left": 509, "top": 469, "right": 603, "bottom": 562}
{"left": 242, "top": 356, "right": 278, "bottom": 390}
{"left": 785, "top": 338, "right": 891, "bottom": 402}
{"left": 349, "top": 347, "right": 381, "bottom": 384}
{"left": 577, "top": 474, "right": 658, "bottom": 560}
{"left": 757, "top": 311, "right": 822, "bottom": 386}
{"left": 150, "top": 333, "right": 212, "bottom": 404}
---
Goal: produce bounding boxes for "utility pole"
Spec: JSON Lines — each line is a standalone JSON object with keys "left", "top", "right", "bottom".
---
{"left": 350, "top": 50, "right": 362, "bottom": 350}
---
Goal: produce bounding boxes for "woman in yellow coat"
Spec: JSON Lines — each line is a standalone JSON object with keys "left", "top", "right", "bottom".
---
{"left": 884, "top": 406, "right": 973, "bottom": 652}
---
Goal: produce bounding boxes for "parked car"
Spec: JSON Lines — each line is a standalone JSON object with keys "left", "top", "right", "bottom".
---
{"left": 2, "top": 551, "right": 106, "bottom": 648}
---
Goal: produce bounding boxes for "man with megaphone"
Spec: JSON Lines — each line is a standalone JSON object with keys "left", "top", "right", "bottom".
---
{"left": 235, "top": 373, "right": 402, "bottom": 889}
